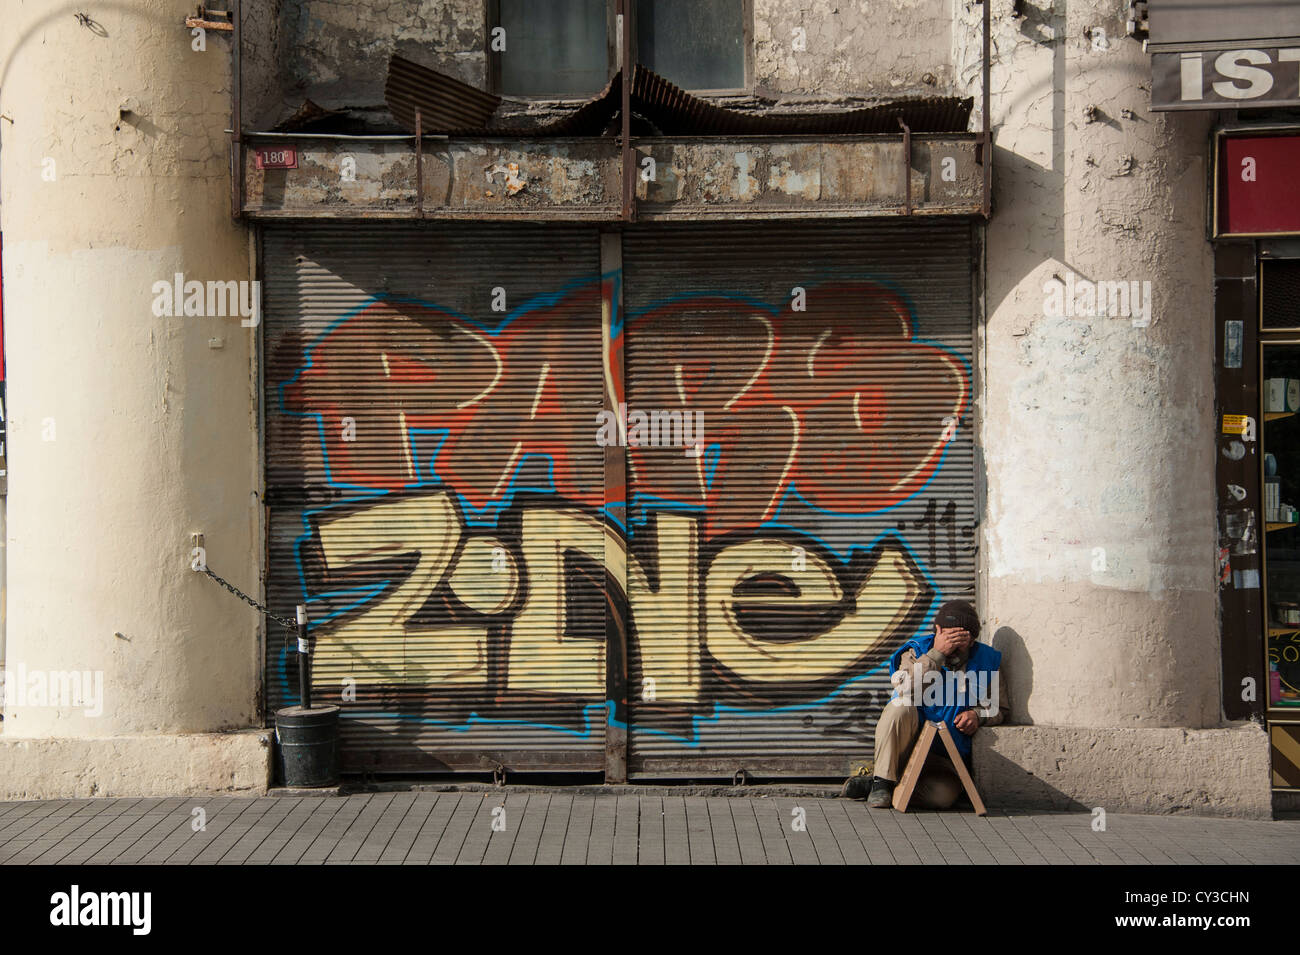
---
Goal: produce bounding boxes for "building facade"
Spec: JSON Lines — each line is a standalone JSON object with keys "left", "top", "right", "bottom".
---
{"left": 0, "top": 0, "right": 1292, "bottom": 817}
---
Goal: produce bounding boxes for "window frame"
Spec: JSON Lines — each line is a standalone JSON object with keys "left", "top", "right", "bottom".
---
{"left": 485, "top": 0, "right": 753, "bottom": 101}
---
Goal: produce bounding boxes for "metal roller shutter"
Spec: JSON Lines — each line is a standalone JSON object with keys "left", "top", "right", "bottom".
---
{"left": 618, "top": 219, "right": 977, "bottom": 777}
{"left": 263, "top": 223, "right": 608, "bottom": 773}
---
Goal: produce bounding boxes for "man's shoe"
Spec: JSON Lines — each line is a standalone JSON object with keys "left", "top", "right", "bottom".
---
{"left": 840, "top": 774, "right": 872, "bottom": 800}
{"left": 866, "top": 777, "right": 895, "bottom": 809}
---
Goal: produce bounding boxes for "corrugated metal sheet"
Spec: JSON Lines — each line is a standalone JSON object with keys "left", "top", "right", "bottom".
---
{"left": 619, "top": 220, "right": 976, "bottom": 776}
{"left": 263, "top": 223, "right": 607, "bottom": 772}
{"left": 630, "top": 68, "right": 973, "bottom": 136}
{"left": 383, "top": 57, "right": 971, "bottom": 137}
{"left": 262, "top": 219, "right": 976, "bottom": 779}
{"left": 385, "top": 55, "right": 503, "bottom": 134}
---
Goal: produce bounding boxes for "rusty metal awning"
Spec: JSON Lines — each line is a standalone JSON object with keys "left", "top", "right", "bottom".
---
{"left": 385, "top": 56, "right": 503, "bottom": 133}
{"left": 382, "top": 55, "right": 971, "bottom": 138}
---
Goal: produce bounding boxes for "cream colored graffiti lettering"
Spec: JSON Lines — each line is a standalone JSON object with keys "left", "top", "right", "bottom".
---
{"left": 626, "top": 513, "right": 701, "bottom": 703}
{"left": 312, "top": 493, "right": 490, "bottom": 689}
{"left": 705, "top": 540, "right": 925, "bottom": 683}
{"left": 447, "top": 537, "right": 519, "bottom": 615}
{"left": 507, "top": 509, "right": 613, "bottom": 695}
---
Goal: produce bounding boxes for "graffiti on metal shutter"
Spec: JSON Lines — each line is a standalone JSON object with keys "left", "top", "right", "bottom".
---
{"left": 278, "top": 277, "right": 968, "bottom": 743}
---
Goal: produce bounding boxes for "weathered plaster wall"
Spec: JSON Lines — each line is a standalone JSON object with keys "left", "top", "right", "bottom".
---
{"left": 976, "top": 725, "right": 1273, "bottom": 818}
{"left": 754, "top": 0, "right": 953, "bottom": 95}
{"left": 241, "top": 0, "right": 962, "bottom": 131}
{"left": 0, "top": 0, "right": 264, "bottom": 786}
{"left": 970, "top": 0, "right": 1228, "bottom": 733}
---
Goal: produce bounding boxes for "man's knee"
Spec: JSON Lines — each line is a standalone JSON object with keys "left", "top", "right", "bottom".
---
{"left": 876, "top": 698, "right": 919, "bottom": 737}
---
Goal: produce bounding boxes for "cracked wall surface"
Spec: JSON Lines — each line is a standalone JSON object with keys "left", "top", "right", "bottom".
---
{"left": 242, "top": 0, "right": 965, "bottom": 131}
{"left": 969, "top": 0, "right": 1227, "bottom": 734}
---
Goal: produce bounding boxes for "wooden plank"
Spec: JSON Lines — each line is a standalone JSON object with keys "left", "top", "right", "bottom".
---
{"left": 934, "top": 721, "right": 987, "bottom": 815}
{"left": 533, "top": 793, "right": 573, "bottom": 865}
{"left": 891, "top": 721, "right": 937, "bottom": 813}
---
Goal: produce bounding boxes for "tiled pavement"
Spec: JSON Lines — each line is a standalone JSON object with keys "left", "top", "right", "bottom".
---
{"left": 0, "top": 792, "right": 1297, "bottom": 865}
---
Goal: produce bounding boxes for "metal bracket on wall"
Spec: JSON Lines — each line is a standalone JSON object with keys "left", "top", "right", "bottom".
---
{"left": 186, "top": 5, "right": 233, "bottom": 31}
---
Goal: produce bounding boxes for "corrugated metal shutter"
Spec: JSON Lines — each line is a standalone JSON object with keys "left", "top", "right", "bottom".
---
{"left": 263, "top": 223, "right": 608, "bottom": 773}
{"left": 618, "top": 220, "right": 977, "bottom": 777}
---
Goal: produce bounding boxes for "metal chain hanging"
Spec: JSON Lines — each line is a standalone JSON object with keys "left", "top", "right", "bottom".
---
{"left": 200, "top": 566, "right": 298, "bottom": 630}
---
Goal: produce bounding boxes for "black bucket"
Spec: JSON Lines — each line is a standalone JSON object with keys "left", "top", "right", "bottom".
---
{"left": 275, "top": 704, "right": 340, "bottom": 788}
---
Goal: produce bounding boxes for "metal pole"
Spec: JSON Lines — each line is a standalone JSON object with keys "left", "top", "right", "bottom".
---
{"left": 296, "top": 603, "right": 311, "bottom": 709}
{"left": 982, "top": 0, "right": 992, "bottom": 218}
{"left": 618, "top": 0, "right": 634, "bottom": 222}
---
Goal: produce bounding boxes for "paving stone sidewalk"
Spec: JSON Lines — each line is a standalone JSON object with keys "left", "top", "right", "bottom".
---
{"left": 0, "top": 793, "right": 1297, "bottom": 865}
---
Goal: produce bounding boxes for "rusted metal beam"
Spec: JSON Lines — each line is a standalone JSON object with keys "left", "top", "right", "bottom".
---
{"left": 898, "top": 117, "right": 912, "bottom": 215}
{"left": 415, "top": 108, "right": 423, "bottom": 218}
{"left": 618, "top": 0, "right": 635, "bottom": 222}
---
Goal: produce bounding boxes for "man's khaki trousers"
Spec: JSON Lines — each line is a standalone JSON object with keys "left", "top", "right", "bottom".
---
{"left": 873, "top": 699, "right": 963, "bottom": 810}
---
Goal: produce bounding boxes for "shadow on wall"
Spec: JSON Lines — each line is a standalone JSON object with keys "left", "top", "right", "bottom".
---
{"left": 979, "top": 627, "right": 1094, "bottom": 811}
{"left": 977, "top": 746, "right": 1090, "bottom": 812}
{"left": 991, "top": 625, "right": 1033, "bottom": 725}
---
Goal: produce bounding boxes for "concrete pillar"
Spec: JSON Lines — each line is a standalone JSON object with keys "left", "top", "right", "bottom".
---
{"left": 970, "top": 0, "right": 1271, "bottom": 815}
{"left": 0, "top": 1, "right": 268, "bottom": 795}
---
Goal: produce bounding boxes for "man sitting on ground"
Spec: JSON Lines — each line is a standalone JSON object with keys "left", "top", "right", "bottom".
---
{"left": 849, "top": 600, "right": 1009, "bottom": 809}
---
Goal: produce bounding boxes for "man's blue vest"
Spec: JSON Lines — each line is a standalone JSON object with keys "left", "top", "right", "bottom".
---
{"left": 887, "top": 634, "right": 1002, "bottom": 760}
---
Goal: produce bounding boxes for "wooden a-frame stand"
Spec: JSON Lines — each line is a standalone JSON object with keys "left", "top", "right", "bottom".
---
{"left": 891, "top": 720, "right": 987, "bottom": 816}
